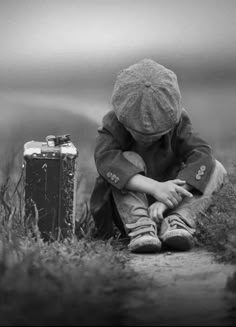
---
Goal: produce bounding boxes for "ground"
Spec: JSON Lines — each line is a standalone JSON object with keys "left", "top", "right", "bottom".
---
{"left": 0, "top": 91, "right": 236, "bottom": 325}
{"left": 1, "top": 185, "right": 236, "bottom": 325}
{"left": 125, "top": 249, "right": 236, "bottom": 326}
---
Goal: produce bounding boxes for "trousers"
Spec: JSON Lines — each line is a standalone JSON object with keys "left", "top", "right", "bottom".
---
{"left": 111, "top": 151, "right": 227, "bottom": 232}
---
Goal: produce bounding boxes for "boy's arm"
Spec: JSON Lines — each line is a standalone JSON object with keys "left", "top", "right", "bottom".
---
{"left": 125, "top": 174, "right": 192, "bottom": 208}
{"left": 95, "top": 111, "right": 192, "bottom": 207}
{"left": 172, "top": 109, "right": 215, "bottom": 194}
{"left": 94, "top": 111, "right": 145, "bottom": 190}
{"left": 148, "top": 182, "right": 193, "bottom": 222}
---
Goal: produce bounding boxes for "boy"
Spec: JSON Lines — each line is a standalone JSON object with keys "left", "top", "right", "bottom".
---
{"left": 90, "top": 59, "right": 226, "bottom": 253}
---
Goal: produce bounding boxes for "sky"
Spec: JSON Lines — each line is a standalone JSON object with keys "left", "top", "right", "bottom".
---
{"left": 1, "top": 0, "right": 236, "bottom": 72}
{"left": 0, "top": 0, "right": 235, "bottom": 167}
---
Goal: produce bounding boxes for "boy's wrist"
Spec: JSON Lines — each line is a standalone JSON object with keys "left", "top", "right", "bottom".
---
{"left": 150, "top": 180, "right": 161, "bottom": 198}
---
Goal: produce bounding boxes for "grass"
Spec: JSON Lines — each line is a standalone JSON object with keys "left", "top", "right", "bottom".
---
{"left": 0, "top": 176, "right": 134, "bottom": 326}
{"left": 0, "top": 229, "right": 134, "bottom": 325}
{"left": 196, "top": 169, "right": 236, "bottom": 263}
{"left": 1, "top": 161, "right": 236, "bottom": 325}
{"left": 0, "top": 170, "right": 161, "bottom": 326}
{"left": 0, "top": 74, "right": 236, "bottom": 325}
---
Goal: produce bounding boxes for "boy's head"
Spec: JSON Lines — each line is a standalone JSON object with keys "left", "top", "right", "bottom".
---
{"left": 111, "top": 59, "right": 182, "bottom": 144}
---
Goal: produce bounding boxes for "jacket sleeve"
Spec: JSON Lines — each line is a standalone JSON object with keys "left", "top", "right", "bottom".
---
{"left": 172, "top": 109, "right": 215, "bottom": 194}
{"left": 94, "top": 111, "right": 144, "bottom": 190}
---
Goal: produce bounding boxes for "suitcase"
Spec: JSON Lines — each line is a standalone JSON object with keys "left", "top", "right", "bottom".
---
{"left": 24, "top": 134, "right": 78, "bottom": 241}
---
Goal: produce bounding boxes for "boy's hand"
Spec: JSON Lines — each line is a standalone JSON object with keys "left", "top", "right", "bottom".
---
{"left": 148, "top": 201, "right": 168, "bottom": 224}
{"left": 151, "top": 179, "right": 192, "bottom": 208}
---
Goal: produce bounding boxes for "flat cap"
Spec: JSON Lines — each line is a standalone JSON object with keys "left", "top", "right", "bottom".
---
{"left": 111, "top": 59, "right": 182, "bottom": 136}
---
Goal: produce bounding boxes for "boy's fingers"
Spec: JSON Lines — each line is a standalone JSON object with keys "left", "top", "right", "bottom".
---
{"left": 172, "top": 179, "right": 186, "bottom": 185}
{"left": 165, "top": 199, "right": 174, "bottom": 208}
{"left": 152, "top": 211, "right": 163, "bottom": 223}
{"left": 175, "top": 193, "right": 182, "bottom": 203}
{"left": 176, "top": 186, "right": 193, "bottom": 198}
{"left": 153, "top": 209, "right": 160, "bottom": 220}
{"left": 171, "top": 197, "right": 179, "bottom": 207}
{"left": 156, "top": 210, "right": 163, "bottom": 220}
{"left": 153, "top": 208, "right": 157, "bottom": 219}
{"left": 149, "top": 204, "right": 165, "bottom": 222}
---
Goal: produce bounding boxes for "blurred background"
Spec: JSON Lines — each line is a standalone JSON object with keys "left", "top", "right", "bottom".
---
{"left": 0, "top": 0, "right": 236, "bottom": 198}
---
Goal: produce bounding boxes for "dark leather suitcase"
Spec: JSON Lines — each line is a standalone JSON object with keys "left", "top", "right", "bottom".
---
{"left": 24, "top": 135, "right": 78, "bottom": 240}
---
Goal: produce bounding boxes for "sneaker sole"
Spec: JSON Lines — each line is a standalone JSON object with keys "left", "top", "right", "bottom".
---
{"left": 129, "top": 241, "right": 162, "bottom": 254}
{"left": 161, "top": 230, "right": 194, "bottom": 251}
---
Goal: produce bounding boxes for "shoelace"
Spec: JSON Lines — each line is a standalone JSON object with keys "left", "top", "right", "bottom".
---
{"left": 168, "top": 216, "right": 195, "bottom": 235}
{"left": 126, "top": 219, "right": 157, "bottom": 239}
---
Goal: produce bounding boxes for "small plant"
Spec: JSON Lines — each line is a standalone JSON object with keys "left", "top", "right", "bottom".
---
{"left": 196, "top": 170, "right": 236, "bottom": 263}
{"left": 75, "top": 200, "right": 95, "bottom": 239}
{"left": 0, "top": 176, "right": 137, "bottom": 325}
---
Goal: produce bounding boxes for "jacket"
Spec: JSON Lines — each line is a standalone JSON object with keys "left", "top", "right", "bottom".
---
{"left": 90, "top": 108, "right": 215, "bottom": 238}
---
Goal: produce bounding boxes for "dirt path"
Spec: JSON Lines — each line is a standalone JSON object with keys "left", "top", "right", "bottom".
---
{"left": 124, "top": 249, "right": 236, "bottom": 326}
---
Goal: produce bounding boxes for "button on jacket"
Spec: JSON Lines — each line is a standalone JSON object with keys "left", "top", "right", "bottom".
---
{"left": 90, "top": 108, "right": 215, "bottom": 237}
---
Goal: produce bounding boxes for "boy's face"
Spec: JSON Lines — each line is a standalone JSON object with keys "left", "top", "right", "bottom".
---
{"left": 127, "top": 128, "right": 164, "bottom": 147}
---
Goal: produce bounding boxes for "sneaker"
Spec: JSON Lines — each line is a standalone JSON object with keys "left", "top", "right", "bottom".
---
{"left": 126, "top": 218, "right": 162, "bottom": 253}
{"left": 159, "top": 215, "right": 195, "bottom": 251}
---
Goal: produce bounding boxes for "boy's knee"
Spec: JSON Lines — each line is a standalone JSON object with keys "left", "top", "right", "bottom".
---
{"left": 215, "top": 160, "right": 227, "bottom": 179}
{"left": 204, "top": 160, "right": 227, "bottom": 195}
{"left": 123, "top": 151, "right": 146, "bottom": 173}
